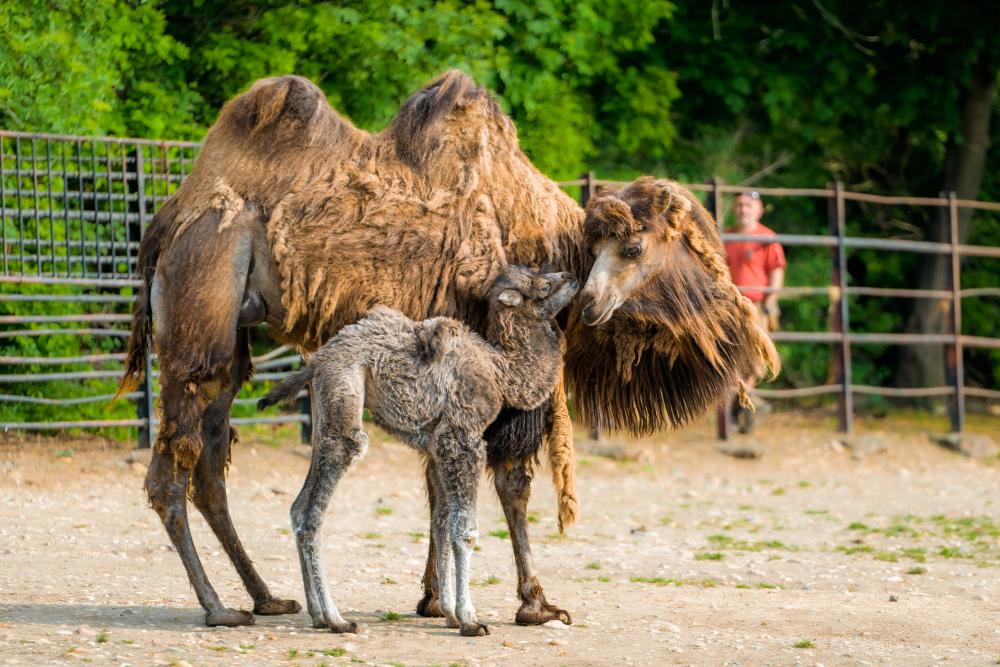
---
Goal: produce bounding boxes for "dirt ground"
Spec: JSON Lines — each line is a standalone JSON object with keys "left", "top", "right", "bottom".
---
{"left": 1, "top": 413, "right": 999, "bottom": 666}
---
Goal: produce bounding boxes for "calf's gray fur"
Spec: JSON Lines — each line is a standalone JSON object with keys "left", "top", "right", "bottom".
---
{"left": 258, "top": 266, "right": 577, "bottom": 636}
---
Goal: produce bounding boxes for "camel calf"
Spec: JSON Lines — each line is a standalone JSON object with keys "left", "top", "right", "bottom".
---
{"left": 258, "top": 265, "right": 577, "bottom": 636}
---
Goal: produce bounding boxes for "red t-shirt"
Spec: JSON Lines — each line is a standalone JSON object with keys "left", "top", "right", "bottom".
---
{"left": 724, "top": 223, "right": 786, "bottom": 302}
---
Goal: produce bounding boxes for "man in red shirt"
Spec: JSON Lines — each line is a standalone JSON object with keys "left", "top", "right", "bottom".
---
{"left": 724, "top": 191, "right": 785, "bottom": 432}
{"left": 725, "top": 191, "right": 786, "bottom": 329}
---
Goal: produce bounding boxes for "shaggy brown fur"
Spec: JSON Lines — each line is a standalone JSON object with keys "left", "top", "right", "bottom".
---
{"left": 119, "top": 71, "right": 773, "bottom": 628}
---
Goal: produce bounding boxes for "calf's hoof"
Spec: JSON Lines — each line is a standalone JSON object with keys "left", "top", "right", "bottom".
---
{"left": 206, "top": 608, "right": 255, "bottom": 627}
{"left": 416, "top": 593, "right": 444, "bottom": 617}
{"left": 515, "top": 603, "right": 572, "bottom": 626}
{"left": 254, "top": 598, "right": 301, "bottom": 616}
{"left": 312, "top": 619, "right": 358, "bottom": 634}
{"left": 460, "top": 622, "right": 490, "bottom": 637}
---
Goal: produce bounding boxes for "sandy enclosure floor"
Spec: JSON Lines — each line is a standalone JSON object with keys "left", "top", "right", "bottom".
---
{"left": 1, "top": 414, "right": 999, "bottom": 666}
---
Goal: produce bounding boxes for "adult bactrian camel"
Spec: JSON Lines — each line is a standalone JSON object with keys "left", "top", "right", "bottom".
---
{"left": 118, "top": 70, "right": 778, "bottom": 629}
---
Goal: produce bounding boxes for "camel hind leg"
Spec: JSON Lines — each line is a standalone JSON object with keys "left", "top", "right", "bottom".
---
{"left": 145, "top": 374, "right": 254, "bottom": 627}
{"left": 191, "top": 327, "right": 301, "bottom": 617}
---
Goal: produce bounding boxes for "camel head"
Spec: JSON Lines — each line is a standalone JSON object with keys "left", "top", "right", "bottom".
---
{"left": 488, "top": 265, "right": 579, "bottom": 331}
{"left": 566, "top": 177, "right": 780, "bottom": 434}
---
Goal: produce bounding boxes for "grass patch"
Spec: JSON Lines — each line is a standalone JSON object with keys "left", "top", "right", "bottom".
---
{"left": 938, "top": 546, "right": 971, "bottom": 559}
{"left": 527, "top": 513, "right": 539, "bottom": 523}
{"left": 630, "top": 576, "right": 718, "bottom": 588}
{"left": 901, "top": 547, "right": 927, "bottom": 562}
{"left": 848, "top": 521, "right": 872, "bottom": 532}
{"left": 488, "top": 529, "right": 510, "bottom": 539}
{"left": 906, "top": 566, "right": 926, "bottom": 575}
{"left": 798, "top": 480, "right": 811, "bottom": 488}
{"left": 476, "top": 575, "right": 501, "bottom": 586}
{"left": 585, "top": 561, "right": 602, "bottom": 570}
{"left": 695, "top": 552, "right": 725, "bottom": 561}
{"left": 363, "top": 532, "right": 382, "bottom": 539}
{"left": 381, "top": 576, "right": 397, "bottom": 585}
{"left": 239, "top": 643, "right": 255, "bottom": 650}
{"left": 207, "top": 645, "right": 227, "bottom": 652}
{"left": 793, "top": 639, "right": 815, "bottom": 649}
{"left": 595, "top": 575, "right": 610, "bottom": 583}
{"left": 836, "top": 544, "right": 874, "bottom": 556}
{"left": 375, "top": 506, "right": 393, "bottom": 516}
{"left": 757, "top": 582, "right": 781, "bottom": 589}
{"left": 381, "top": 610, "right": 402, "bottom": 621}
{"left": 409, "top": 531, "right": 425, "bottom": 542}
{"left": 95, "top": 631, "right": 108, "bottom": 644}
{"left": 708, "top": 533, "right": 795, "bottom": 552}
{"left": 874, "top": 551, "right": 899, "bottom": 562}
{"left": 322, "top": 648, "right": 347, "bottom": 657}
{"left": 772, "top": 487, "right": 786, "bottom": 496}
{"left": 287, "top": 648, "right": 299, "bottom": 658}
{"left": 804, "top": 509, "right": 829, "bottom": 515}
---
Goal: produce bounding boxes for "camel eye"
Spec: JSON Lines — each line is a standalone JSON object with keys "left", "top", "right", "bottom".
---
{"left": 621, "top": 244, "right": 642, "bottom": 259}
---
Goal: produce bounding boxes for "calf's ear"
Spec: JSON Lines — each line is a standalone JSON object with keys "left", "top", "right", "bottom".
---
{"left": 497, "top": 289, "right": 522, "bottom": 307}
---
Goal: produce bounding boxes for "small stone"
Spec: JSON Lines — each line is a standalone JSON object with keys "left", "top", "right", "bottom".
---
{"left": 842, "top": 434, "right": 889, "bottom": 458}
{"left": 888, "top": 595, "right": 898, "bottom": 602}
{"left": 549, "top": 639, "right": 564, "bottom": 646}
{"left": 717, "top": 441, "right": 764, "bottom": 459}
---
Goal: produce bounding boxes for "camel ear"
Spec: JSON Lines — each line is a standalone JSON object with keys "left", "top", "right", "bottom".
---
{"left": 497, "top": 289, "right": 522, "bottom": 307}
{"left": 651, "top": 183, "right": 674, "bottom": 216}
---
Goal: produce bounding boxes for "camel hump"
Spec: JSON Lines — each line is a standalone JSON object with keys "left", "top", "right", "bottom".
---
{"left": 221, "top": 75, "right": 327, "bottom": 135}
{"left": 389, "top": 69, "right": 508, "bottom": 165}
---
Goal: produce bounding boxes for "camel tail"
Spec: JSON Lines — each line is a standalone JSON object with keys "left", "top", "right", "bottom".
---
{"left": 257, "top": 366, "right": 314, "bottom": 410}
{"left": 115, "top": 226, "right": 162, "bottom": 400}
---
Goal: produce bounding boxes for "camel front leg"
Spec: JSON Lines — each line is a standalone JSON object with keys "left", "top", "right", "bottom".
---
{"left": 494, "top": 459, "right": 572, "bottom": 626}
{"left": 416, "top": 459, "right": 444, "bottom": 617}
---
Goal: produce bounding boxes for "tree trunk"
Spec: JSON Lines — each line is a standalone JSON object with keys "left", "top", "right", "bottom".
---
{"left": 899, "top": 54, "right": 995, "bottom": 390}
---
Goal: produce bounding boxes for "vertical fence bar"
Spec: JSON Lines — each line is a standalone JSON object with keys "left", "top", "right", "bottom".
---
{"left": 828, "top": 182, "right": 853, "bottom": 433}
{"left": 0, "top": 138, "right": 6, "bottom": 274}
{"left": 61, "top": 140, "right": 71, "bottom": 276}
{"left": 298, "top": 387, "right": 312, "bottom": 444}
{"left": 14, "top": 137, "right": 24, "bottom": 273}
{"left": 45, "top": 139, "right": 56, "bottom": 276}
{"left": 945, "top": 192, "right": 965, "bottom": 433}
{"left": 138, "top": 341, "right": 155, "bottom": 449}
{"left": 76, "top": 140, "right": 86, "bottom": 277}
{"left": 105, "top": 140, "right": 116, "bottom": 279}
{"left": 30, "top": 138, "right": 41, "bottom": 275}
{"left": 579, "top": 170, "right": 595, "bottom": 207}
{"left": 709, "top": 177, "right": 733, "bottom": 440}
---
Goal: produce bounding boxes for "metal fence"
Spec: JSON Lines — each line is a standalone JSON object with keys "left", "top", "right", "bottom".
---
{"left": 569, "top": 173, "right": 1000, "bottom": 438}
{"left": 1, "top": 130, "right": 997, "bottom": 442}
{"left": 0, "top": 130, "right": 307, "bottom": 446}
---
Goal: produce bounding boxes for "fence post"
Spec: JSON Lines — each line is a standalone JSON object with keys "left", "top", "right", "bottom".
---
{"left": 707, "top": 178, "right": 733, "bottom": 440}
{"left": 298, "top": 387, "right": 312, "bottom": 444}
{"left": 828, "top": 182, "right": 853, "bottom": 434}
{"left": 943, "top": 191, "right": 965, "bottom": 434}
{"left": 579, "top": 170, "right": 595, "bottom": 208}
{"left": 131, "top": 145, "right": 155, "bottom": 448}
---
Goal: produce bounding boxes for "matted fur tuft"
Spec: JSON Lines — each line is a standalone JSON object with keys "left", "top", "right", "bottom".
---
{"left": 567, "top": 177, "right": 780, "bottom": 434}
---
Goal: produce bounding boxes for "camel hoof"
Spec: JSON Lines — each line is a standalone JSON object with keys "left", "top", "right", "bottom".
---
{"left": 206, "top": 608, "right": 255, "bottom": 627}
{"left": 416, "top": 594, "right": 444, "bottom": 617}
{"left": 460, "top": 622, "right": 490, "bottom": 637}
{"left": 515, "top": 604, "right": 572, "bottom": 626}
{"left": 254, "top": 598, "right": 302, "bottom": 616}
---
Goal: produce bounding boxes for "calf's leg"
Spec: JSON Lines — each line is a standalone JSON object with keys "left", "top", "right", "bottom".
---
{"left": 291, "top": 371, "right": 367, "bottom": 632}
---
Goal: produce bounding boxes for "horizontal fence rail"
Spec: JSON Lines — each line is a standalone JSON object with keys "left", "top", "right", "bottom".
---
{"left": 0, "top": 131, "right": 997, "bottom": 443}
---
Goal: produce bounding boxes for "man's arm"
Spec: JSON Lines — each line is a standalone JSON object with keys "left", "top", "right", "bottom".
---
{"left": 764, "top": 267, "right": 784, "bottom": 316}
